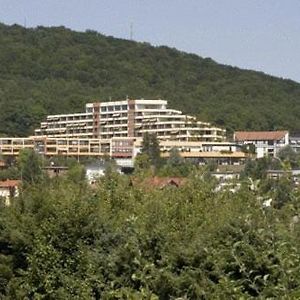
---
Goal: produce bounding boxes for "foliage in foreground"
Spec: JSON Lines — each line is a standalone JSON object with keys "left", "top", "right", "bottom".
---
{"left": 1, "top": 171, "right": 300, "bottom": 299}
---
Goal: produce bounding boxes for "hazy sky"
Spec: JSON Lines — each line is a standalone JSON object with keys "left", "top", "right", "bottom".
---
{"left": 1, "top": 0, "right": 300, "bottom": 82}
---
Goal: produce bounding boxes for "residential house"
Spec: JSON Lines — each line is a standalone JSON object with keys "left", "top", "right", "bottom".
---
{"left": 234, "top": 131, "right": 289, "bottom": 158}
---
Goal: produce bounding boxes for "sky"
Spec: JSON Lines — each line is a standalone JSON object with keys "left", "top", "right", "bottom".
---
{"left": 0, "top": 0, "right": 300, "bottom": 82}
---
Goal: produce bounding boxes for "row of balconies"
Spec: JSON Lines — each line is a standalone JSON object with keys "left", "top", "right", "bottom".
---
{"left": 38, "top": 118, "right": 224, "bottom": 135}
{"left": 100, "top": 127, "right": 128, "bottom": 133}
{"left": 100, "top": 134, "right": 128, "bottom": 139}
{"left": 100, "top": 121, "right": 128, "bottom": 126}
{"left": 41, "top": 122, "right": 94, "bottom": 129}
{"left": 134, "top": 131, "right": 224, "bottom": 141}
{"left": 47, "top": 114, "right": 92, "bottom": 122}
{"left": 135, "top": 127, "right": 221, "bottom": 134}
{"left": 0, "top": 140, "right": 34, "bottom": 145}
{"left": 36, "top": 131, "right": 223, "bottom": 142}
{"left": 45, "top": 146, "right": 110, "bottom": 153}
{"left": 100, "top": 113, "right": 128, "bottom": 119}
{"left": 133, "top": 109, "right": 181, "bottom": 116}
{"left": 45, "top": 141, "right": 109, "bottom": 147}
{"left": 100, "top": 105, "right": 128, "bottom": 112}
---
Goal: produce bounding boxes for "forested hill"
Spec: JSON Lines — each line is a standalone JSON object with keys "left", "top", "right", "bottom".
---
{"left": 0, "top": 22, "right": 300, "bottom": 136}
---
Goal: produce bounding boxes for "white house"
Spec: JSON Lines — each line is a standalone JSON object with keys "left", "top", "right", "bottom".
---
{"left": 234, "top": 131, "right": 289, "bottom": 158}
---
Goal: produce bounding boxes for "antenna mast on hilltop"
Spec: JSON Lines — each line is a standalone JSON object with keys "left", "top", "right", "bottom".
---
{"left": 130, "top": 22, "right": 133, "bottom": 40}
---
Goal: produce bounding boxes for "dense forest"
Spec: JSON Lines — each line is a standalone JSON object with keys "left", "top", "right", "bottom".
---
{"left": 0, "top": 22, "right": 300, "bottom": 137}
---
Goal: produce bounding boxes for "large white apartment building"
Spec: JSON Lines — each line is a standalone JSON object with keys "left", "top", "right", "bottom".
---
{"left": 34, "top": 99, "right": 226, "bottom": 142}
{"left": 0, "top": 99, "right": 251, "bottom": 166}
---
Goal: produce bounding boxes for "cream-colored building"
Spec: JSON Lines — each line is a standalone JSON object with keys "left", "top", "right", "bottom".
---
{"left": 0, "top": 99, "right": 250, "bottom": 166}
{"left": 35, "top": 99, "right": 226, "bottom": 142}
{"left": 0, "top": 136, "right": 248, "bottom": 166}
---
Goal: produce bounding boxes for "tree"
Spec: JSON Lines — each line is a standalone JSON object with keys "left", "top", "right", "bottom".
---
{"left": 149, "top": 134, "right": 161, "bottom": 168}
{"left": 0, "top": 23, "right": 300, "bottom": 137}
{"left": 278, "top": 145, "right": 299, "bottom": 168}
{"left": 17, "top": 149, "right": 43, "bottom": 184}
{"left": 141, "top": 132, "right": 151, "bottom": 155}
{"left": 140, "top": 133, "right": 161, "bottom": 169}
{"left": 159, "top": 147, "right": 193, "bottom": 177}
{"left": 241, "top": 143, "right": 256, "bottom": 154}
{"left": 1, "top": 161, "right": 300, "bottom": 298}
{"left": 67, "top": 163, "right": 86, "bottom": 185}
{"left": 167, "top": 147, "right": 184, "bottom": 167}
{"left": 103, "top": 156, "right": 119, "bottom": 178}
{"left": 273, "top": 177, "right": 293, "bottom": 208}
{"left": 242, "top": 157, "right": 271, "bottom": 180}
{"left": 134, "top": 153, "right": 151, "bottom": 172}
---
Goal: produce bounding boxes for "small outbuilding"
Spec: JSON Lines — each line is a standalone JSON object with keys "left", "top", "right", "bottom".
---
{"left": 0, "top": 179, "right": 21, "bottom": 206}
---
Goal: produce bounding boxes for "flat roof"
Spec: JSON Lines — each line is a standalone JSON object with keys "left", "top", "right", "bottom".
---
{"left": 86, "top": 99, "right": 168, "bottom": 107}
{"left": 161, "top": 151, "right": 247, "bottom": 158}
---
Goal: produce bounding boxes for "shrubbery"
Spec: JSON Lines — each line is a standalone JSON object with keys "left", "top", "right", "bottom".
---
{"left": 1, "top": 164, "right": 300, "bottom": 298}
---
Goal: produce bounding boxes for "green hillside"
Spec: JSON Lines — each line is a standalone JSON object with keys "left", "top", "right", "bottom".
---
{"left": 0, "top": 23, "right": 299, "bottom": 136}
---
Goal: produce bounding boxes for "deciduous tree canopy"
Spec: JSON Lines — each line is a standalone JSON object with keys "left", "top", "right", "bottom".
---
{"left": 1, "top": 167, "right": 300, "bottom": 298}
{"left": 0, "top": 23, "right": 300, "bottom": 137}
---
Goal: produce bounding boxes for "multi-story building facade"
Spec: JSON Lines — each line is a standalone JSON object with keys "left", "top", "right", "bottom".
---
{"left": 1, "top": 99, "right": 252, "bottom": 166}
{"left": 0, "top": 136, "right": 248, "bottom": 167}
{"left": 34, "top": 99, "right": 226, "bottom": 142}
{"left": 234, "top": 131, "right": 289, "bottom": 158}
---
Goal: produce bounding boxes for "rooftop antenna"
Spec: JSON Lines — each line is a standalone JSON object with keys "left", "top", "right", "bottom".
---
{"left": 130, "top": 22, "right": 133, "bottom": 40}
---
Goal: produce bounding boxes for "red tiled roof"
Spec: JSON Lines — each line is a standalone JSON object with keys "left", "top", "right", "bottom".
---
{"left": 141, "top": 176, "right": 186, "bottom": 189}
{"left": 0, "top": 180, "right": 21, "bottom": 188}
{"left": 234, "top": 131, "right": 288, "bottom": 141}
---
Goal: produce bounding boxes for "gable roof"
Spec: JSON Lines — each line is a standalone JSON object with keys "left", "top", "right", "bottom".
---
{"left": 234, "top": 131, "right": 288, "bottom": 141}
{"left": 133, "top": 176, "right": 187, "bottom": 190}
{"left": 0, "top": 180, "right": 21, "bottom": 188}
{"left": 145, "top": 177, "right": 186, "bottom": 189}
